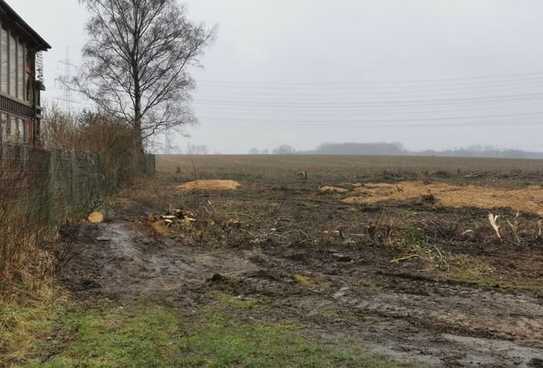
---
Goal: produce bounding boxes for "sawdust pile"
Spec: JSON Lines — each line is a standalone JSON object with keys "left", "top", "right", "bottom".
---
{"left": 88, "top": 211, "right": 105, "bottom": 224}
{"left": 341, "top": 181, "right": 543, "bottom": 216}
{"left": 177, "top": 180, "right": 241, "bottom": 192}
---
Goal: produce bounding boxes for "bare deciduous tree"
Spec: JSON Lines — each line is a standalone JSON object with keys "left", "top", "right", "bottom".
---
{"left": 186, "top": 143, "right": 209, "bottom": 155}
{"left": 76, "top": 0, "right": 215, "bottom": 155}
{"left": 272, "top": 145, "right": 296, "bottom": 155}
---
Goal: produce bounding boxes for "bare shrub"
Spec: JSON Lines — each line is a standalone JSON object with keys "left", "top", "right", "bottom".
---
{"left": 367, "top": 211, "right": 395, "bottom": 247}
{"left": 41, "top": 105, "right": 82, "bottom": 151}
{"left": 1, "top": 107, "right": 147, "bottom": 299}
{"left": 482, "top": 212, "right": 540, "bottom": 246}
{"left": 43, "top": 106, "right": 144, "bottom": 186}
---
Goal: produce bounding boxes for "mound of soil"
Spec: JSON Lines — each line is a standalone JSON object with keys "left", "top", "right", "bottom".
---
{"left": 177, "top": 180, "right": 241, "bottom": 192}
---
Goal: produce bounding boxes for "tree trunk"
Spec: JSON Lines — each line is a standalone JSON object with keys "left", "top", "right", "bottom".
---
{"left": 132, "top": 119, "right": 146, "bottom": 175}
{"left": 133, "top": 75, "right": 146, "bottom": 174}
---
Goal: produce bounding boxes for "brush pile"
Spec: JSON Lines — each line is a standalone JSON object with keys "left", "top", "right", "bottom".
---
{"left": 149, "top": 208, "right": 197, "bottom": 235}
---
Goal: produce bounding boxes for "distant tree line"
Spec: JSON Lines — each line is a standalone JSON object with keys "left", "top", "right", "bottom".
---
{"left": 249, "top": 142, "right": 404, "bottom": 155}
{"left": 417, "top": 145, "right": 543, "bottom": 159}
{"left": 310, "top": 142, "right": 406, "bottom": 155}
{"left": 247, "top": 142, "right": 543, "bottom": 159}
{"left": 248, "top": 145, "right": 296, "bottom": 155}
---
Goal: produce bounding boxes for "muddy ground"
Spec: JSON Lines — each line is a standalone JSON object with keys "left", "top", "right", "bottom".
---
{"left": 58, "top": 170, "right": 543, "bottom": 368}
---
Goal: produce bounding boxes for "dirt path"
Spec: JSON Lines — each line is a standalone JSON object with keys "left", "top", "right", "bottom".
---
{"left": 59, "top": 221, "right": 543, "bottom": 368}
{"left": 60, "top": 222, "right": 259, "bottom": 304}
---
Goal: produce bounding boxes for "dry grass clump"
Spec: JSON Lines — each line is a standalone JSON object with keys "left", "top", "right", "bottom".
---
{"left": 342, "top": 181, "right": 543, "bottom": 216}
{"left": 0, "top": 201, "right": 59, "bottom": 367}
{"left": 0, "top": 288, "right": 64, "bottom": 367}
{"left": 0, "top": 215, "right": 55, "bottom": 299}
{"left": 0, "top": 170, "right": 56, "bottom": 299}
{"left": 177, "top": 180, "right": 241, "bottom": 192}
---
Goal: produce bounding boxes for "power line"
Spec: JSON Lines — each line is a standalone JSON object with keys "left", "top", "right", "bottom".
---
{"left": 196, "top": 86, "right": 543, "bottom": 100}
{"left": 197, "top": 87, "right": 543, "bottom": 99}
{"left": 194, "top": 91, "right": 543, "bottom": 108}
{"left": 196, "top": 117, "right": 543, "bottom": 129}
{"left": 192, "top": 73, "right": 543, "bottom": 131}
{"left": 198, "top": 80, "right": 543, "bottom": 94}
{"left": 198, "top": 70, "right": 543, "bottom": 87}
{"left": 195, "top": 75, "right": 543, "bottom": 108}
{"left": 295, "top": 120, "right": 543, "bottom": 129}
{"left": 194, "top": 108, "right": 539, "bottom": 120}
{"left": 196, "top": 110, "right": 543, "bottom": 125}
{"left": 193, "top": 97, "right": 542, "bottom": 111}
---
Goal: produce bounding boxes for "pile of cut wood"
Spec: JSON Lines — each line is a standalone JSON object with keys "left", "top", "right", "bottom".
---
{"left": 149, "top": 208, "right": 197, "bottom": 235}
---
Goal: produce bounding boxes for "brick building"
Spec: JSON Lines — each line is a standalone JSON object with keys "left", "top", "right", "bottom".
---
{"left": 0, "top": 0, "right": 50, "bottom": 145}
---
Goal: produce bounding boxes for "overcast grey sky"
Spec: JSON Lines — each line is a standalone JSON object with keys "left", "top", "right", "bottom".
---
{"left": 12, "top": 0, "right": 543, "bottom": 153}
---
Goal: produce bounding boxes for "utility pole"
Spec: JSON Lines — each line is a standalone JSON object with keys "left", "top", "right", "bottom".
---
{"left": 56, "top": 47, "right": 78, "bottom": 114}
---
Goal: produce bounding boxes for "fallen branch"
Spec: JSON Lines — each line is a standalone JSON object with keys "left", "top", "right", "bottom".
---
{"left": 488, "top": 213, "right": 502, "bottom": 241}
{"left": 391, "top": 254, "right": 421, "bottom": 264}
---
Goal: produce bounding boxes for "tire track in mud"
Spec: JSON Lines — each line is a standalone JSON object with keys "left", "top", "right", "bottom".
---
{"left": 60, "top": 222, "right": 259, "bottom": 301}
{"left": 59, "top": 221, "right": 543, "bottom": 368}
{"left": 331, "top": 287, "right": 543, "bottom": 343}
{"left": 236, "top": 269, "right": 543, "bottom": 367}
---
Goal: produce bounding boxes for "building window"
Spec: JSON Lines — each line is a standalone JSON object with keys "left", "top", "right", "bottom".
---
{"left": 17, "top": 39, "right": 24, "bottom": 100}
{"left": 9, "top": 32, "right": 16, "bottom": 98}
{"left": 11, "top": 116, "right": 17, "bottom": 142}
{"left": 25, "top": 119, "right": 33, "bottom": 144}
{"left": 7, "top": 115, "right": 13, "bottom": 142}
{"left": 0, "top": 113, "right": 7, "bottom": 142}
{"left": 25, "top": 51, "right": 32, "bottom": 102}
{"left": 0, "top": 26, "right": 7, "bottom": 94}
{"left": 18, "top": 118, "right": 26, "bottom": 143}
